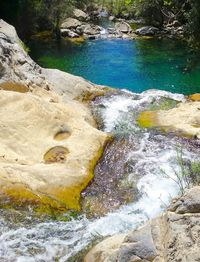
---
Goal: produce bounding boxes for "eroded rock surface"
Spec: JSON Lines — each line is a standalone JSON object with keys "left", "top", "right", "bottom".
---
{"left": 138, "top": 101, "right": 200, "bottom": 139}
{"left": 85, "top": 187, "right": 200, "bottom": 262}
{"left": 0, "top": 19, "right": 109, "bottom": 213}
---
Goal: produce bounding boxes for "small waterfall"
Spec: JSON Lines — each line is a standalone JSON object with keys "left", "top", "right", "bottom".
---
{"left": 0, "top": 89, "right": 199, "bottom": 262}
{"left": 100, "top": 27, "right": 108, "bottom": 39}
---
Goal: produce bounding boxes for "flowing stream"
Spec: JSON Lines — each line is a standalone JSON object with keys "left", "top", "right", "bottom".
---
{"left": 0, "top": 89, "right": 199, "bottom": 261}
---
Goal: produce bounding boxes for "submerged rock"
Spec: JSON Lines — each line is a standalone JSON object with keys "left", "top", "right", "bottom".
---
{"left": 82, "top": 137, "right": 139, "bottom": 217}
{"left": 85, "top": 187, "right": 200, "bottom": 262}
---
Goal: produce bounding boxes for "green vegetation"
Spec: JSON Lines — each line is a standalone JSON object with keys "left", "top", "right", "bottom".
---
{"left": 18, "top": 40, "right": 30, "bottom": 53}
{"left": 1, "top": 0, "right": 200, "bottom": 46}
{"left": 162, "top": 148, "right": 200, "bottom": 195}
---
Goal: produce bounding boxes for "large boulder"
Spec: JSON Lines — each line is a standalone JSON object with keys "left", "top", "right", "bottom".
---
{"left": 85, "top": 187, "right": 200, "bottom": 262}
{"left": 0, "top": 19, "right": 49, "bottom": 89}
{"left": 61, "top": 18, "right": 82, "bottom": 29}
{"left": 115, "top": 21, "right": 132, "bottom": 34}
{"left": 0, "top": 20, "right": 109, "bottom": 213}
{"left": 136, "top": 26, "right": 159, "bottom": 36}
{"left": 81, "top": 24, "right": 102, "bottom": 35}
{"left": 73, "top": 8, "right": 89, "bottom": 21}
{"left": 138, "top": 101, "right": 200, "bottom": 138}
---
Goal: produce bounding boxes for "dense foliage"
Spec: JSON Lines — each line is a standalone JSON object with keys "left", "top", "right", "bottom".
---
{"left": 0, "top": 0, "right": 200, "bottom": 45}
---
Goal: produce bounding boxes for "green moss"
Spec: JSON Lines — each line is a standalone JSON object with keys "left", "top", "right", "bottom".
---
{"left": 65, "top": 36, "right": 85, "bottom": 44}
{"left": 0, "top": 136, "right": 111, "bottom": 216}
{"left": 137, "top": 111, "right": 158, "bottom": 128}
{"left": 18, "top": 40, "right": 30, "bottom": 53}
{"left": 147, "top": 97, "right": 179, "bottom": 111}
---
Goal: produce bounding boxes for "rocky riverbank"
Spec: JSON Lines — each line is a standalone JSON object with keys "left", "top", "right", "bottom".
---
{"left": 60, "top": 8, "right": 134, "bottom": 40}
{"left": 0, "top": 19, "right": 109, "bottom": 214}
{"left": 1, "top": 19, "right": 200, "bottom": 261}
{"left": 58, "top": 7, "right": 185, "bottom": 41}
{"left": 85, "top": 186, "right": 200, "bottom": 262}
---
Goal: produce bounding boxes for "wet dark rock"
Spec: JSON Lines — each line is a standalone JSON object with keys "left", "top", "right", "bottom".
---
{"left": 81, "top": 137, "right": 139, "bottom": 217}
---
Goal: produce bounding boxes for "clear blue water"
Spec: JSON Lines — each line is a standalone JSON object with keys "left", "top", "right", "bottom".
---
{"left": 29, "top": 38, "right": 200, "bottom": 94}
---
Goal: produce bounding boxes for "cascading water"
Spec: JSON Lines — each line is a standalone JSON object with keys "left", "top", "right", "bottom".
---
{"left": 100, "top": 27, "right": 108, "bottom": 39}
{"left": 0, "top": 89, "right": 199, "bottom": 262}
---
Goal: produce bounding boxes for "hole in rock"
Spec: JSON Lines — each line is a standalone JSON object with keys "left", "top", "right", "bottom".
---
{"left": 54, "top": 130, "right": 71, "bottom": 141}
{"left": 44, "top": 146, "right": 69, "bottom": 164}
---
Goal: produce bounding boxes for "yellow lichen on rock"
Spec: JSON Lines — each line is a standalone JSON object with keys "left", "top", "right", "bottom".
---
{"left": 189, "top": 93, "right": 200, "bottom": 101}
{"left": 44, "top": 146, "right": 69, "bottom": 164}
{"left": 0, "top": 19, "right": 110, "bottom": 214}
{"left": 0, "top": 82, "right": 29, "bottom": 93}
{"left": 66, "top": 36, "right": 85, "bottom": 44}
{"left": 138, "top": 101, "right": 200, "bottom": 139}
{"left": 137, "top": 111, "right": 159, "bottom": 128}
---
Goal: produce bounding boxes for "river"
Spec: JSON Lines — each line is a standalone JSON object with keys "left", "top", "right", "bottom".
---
{"left": 0, "top": 35, "right": 200, "bottom": 261}
{"left": 29, "top": 37, "right": 200, "bottom": 95}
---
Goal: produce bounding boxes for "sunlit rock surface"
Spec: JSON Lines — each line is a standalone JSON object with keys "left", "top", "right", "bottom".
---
{"left": 0, "top": 19, "right": 108, "bottom": 212}
{"left": 138, "top": 101, "right": 200, "bottom": 138}
{"left": 85, "top": 187, "right": 200, "bottom": 262}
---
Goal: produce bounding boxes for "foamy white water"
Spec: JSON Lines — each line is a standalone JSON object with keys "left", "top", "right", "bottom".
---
{"left": 0, "top": 90, "right": 197, "bottom": 262}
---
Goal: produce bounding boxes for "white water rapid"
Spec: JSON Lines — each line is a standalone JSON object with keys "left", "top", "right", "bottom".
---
{"left": 0, "top": 90, "right": 199, "bottom": 262}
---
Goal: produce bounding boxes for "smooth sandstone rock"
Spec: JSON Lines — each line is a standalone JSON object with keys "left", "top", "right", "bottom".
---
{"left": 0, "top": 90, "right": 107, "bottom": 211}
{"left": 158, "top": 102, "right": 200, "bottom": 138}
{"left": 85, "top": 187, "right": 200, "bottom": 262}
{"left": 138, "top": 102, "right": 200, "bottom": 138}
{"left": 0, "top": 19, "right": 109, "bottom": 212}
{"left": 84, "top": 234, "right": 126, "bottom": 262}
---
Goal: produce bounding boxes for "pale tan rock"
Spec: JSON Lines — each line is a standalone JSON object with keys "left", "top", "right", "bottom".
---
{"left": 42, "top": 68, "right": 103, "bottom": 101}
{"left": 138, "top": 101, "right": 200, "bottom": 138}
{"left": 84, "top": 234, "right": 126, "bottom": 262}
{"left": 61, "top": 18, "right": 82, "bottom": 29}
{"left": 73, "top": 9, "right": 89, "bottom": 21}
{"left": 0, "top": 19, "right": 105, "bottom": 101}
{"left": 85, "top": 187, "right": 200, "bottom": 262}
{"left": 0, "top": 20, "right": 109, "bottom": 212}
{"left": 157, "top": 102, "right": 200, "bottom": 138}
{"left": 0, "top": 90, "right": 108, "bottom": 210}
